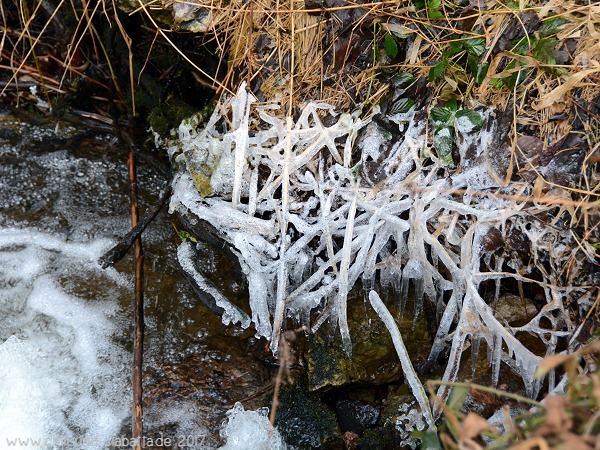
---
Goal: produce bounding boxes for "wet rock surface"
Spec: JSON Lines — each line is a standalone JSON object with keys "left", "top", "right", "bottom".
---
{"left": 308, "top": 293, "right": 431, "bottom": 391}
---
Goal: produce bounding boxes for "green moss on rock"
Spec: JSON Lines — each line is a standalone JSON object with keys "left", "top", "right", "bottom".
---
{"left": 148, "top": 100, "right": 198, "bottom": 139}
{"left": 191, "top": 171, "right": 214, "bottom": 197}
{"left": 359, "top": 425, "right": 398, "bottom": 449}
{"left": 307, "top": 297, "right": 401, "bottom": 391}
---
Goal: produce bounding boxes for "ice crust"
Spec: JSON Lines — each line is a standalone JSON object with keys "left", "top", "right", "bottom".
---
{"left": 167, "top": 84, "right": 580, "bottom": 415}
{"left": 178, "top": 241, "right": 251, "bottom": 328}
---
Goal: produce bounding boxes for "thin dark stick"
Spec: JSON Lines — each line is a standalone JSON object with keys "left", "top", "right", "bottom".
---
{"left": 128, "top": 148, "right": 145, "bottom": 450}
{"left": 98, "top": 185, "right": 171, "bottom": 269}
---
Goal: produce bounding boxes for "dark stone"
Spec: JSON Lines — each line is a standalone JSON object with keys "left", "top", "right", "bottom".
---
{"left": 335, "top": 399, "right": 379, "bottom": 434}
{"left": 273, "top": 381, "right": 341, "bottom": 448}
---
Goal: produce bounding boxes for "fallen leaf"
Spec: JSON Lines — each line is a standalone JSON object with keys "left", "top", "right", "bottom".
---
{"left": 460, "top": 412, "right": 498, "bottom": 439}
{"left": 535, "top": 353, "right": 572, "bottom": 378}
{"left": 532, "top": 64, "right": 600, "bottom": 110}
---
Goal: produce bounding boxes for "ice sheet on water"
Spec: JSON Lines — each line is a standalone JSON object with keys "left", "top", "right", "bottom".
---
{"left": 218, "top": 403, "right": 287, "bottom": 450}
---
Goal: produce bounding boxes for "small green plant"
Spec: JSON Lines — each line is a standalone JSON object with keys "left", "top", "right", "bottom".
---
{"left": 491, "top": 17, "right": 568, "bottom": 89}
{"left": 414, "top": 0, "right": 445, "bottom": 19}
{"left": 177, "top": 230, "right": 198, "bottom": 243}
{"left": 380, "top": 72, "right": 416, "bottom": 115}
{"left": 430, "top": 100, "right": 482, "bottom": 165}
{"left": 383, "top": 33, "right": 399, "bottom": 59}
{"left": 429, "top": 36, "right": 488, "bottom": 84}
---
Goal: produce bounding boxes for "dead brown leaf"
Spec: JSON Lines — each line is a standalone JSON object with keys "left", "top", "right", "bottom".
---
{"left": 460, "top": 412, "right": 498, "bottom": 440}
{"left": 534, "top": 395, "right": 572, "bottom": 436}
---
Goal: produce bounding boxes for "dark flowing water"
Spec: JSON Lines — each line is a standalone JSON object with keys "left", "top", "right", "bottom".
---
{"left": 0, "top": 112, "right": 273, "bottom": 448}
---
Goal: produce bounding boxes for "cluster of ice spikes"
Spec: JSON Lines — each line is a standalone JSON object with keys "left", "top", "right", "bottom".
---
{"left": 166, "top": 83, "right": 583, "bottom": 424}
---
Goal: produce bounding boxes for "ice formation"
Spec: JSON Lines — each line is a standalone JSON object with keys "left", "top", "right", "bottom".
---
{"left": 166, "top": 83, "right": 586, "bottom": 415}
{"left": 218, "top": 402, "right": 286, "bottom": 450}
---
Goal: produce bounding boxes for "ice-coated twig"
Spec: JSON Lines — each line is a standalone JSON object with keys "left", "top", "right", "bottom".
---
{"left": 370, "top": 290, "right": 436, "bottom": 430}
{"left": 178, "top": 241, "right": 251, "bottom": 328}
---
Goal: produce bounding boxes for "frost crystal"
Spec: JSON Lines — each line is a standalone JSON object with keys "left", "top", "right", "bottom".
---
{"left": 165, "top": 84, "right": 586, "bottom": 409}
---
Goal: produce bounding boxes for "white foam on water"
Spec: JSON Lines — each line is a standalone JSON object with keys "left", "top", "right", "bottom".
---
{"left": 0, "top": 228, "right": 130, "bottom": 449}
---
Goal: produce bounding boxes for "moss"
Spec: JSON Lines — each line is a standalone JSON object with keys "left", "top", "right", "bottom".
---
{"left": 272, "top": 380, "right": 341, "bottom": 448}
{"left": 358, "top": 425, "right": 397, "bottom": 449}
{"left": 147, "top": 100, "right": 199, "bottom": 139}
{"left": 307, "top": 294, "right": 409, "bottom": 391}
{"left": 191, "top": 172, "right": 214, "bottom": 198}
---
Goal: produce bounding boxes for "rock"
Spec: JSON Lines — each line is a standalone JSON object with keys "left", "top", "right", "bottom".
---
{"left": 307, "top": 294, "right": 431, "bottom": 391}
{"left": 335, "top": 399, "right": 379, "bottom": 434}
{"left": 492, "top": 293, "right": 538, "bottom": 325}
{"left": 273, "top": 381, "right": 341, "bottom": 448}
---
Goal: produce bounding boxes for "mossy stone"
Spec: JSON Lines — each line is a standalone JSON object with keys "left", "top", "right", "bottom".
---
{"left": 272, "top": 380, "right": 341, "bottom": 448}
{"left": 308, "top": 298, "right": 400, "bottom": 391}
{"left": 307, "top": 292, "right": 432, "bottom": 391}
{"left": 148, "top": 100, "right": 199, "bottom": 140}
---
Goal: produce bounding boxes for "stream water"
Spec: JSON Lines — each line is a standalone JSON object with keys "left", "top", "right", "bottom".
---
{"left": 0, "top": 111, "right": 275, "bottom": 448}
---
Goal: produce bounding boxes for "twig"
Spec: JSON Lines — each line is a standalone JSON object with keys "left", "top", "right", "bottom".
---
{"left": 427, "top": 380, "right": 543, "bottom": 407}
{"left": 98, "top": 185, "right": 171, "bottom": 269}
{"left": 128, "top": 145, "right": 145, "bottom": 450}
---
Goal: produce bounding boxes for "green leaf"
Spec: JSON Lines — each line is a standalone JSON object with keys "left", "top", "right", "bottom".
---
{"left": 489, "top": 77, "right": 505, "bottom": 89}
{"left": 446, "top": 98, "right": 458, "bottom": 111}
{"left": 504, "top": 59, "right": 529, "bottom": 89}
{"left": 467, "top": 55, "right": 477, "bottom": 74}
{"left": 463, "top": 37, "right": 486, "bottom": 57}
{"left": 446, "top": 40, "right": 464, "bottom": 57}
{"left": 475, "top": 62, "right": 489, "bottom": 84}
{"left": 426, "top": 0, "right": 444, "bottom": 18}
{"left": 384, "top": 33, "right": 399, "bottom": 58}
{"left": 413, "top": 0, "right": 425, "bottom": 9}
{"left": 428, "top": 58, "right": 448, "bottom": 81}
{"left": 178, "top": 230, "right": 198, "bottom": 243}
{"left": 394, "top": 72, "right": 415, "bottom": 87}
{"left": 455, "top": 109, "right": 483, "bottom": 129}
{"left": 428, "top": 8, "right": 444, "bottom": 19}
{"left": 420, "top": 430, "right": 443, "bottom": 450}
{"left": 434, "top": 126, "right": 454, "bottom": 165}
{"left": 430, "top": 106, "right": 453, "bottom": 124}
{"left": 390, "top": 98, "right": 415, "bottom": 114}
{"left": 447, "top": 384, "right": 470, "bottom": 411}
{"left": 533, "top": 38, "right": 558, "bottom": 65}
{"left": 511, "top": 37, "right": 531, "bottom": 56}
{"left": 539, "top": 17, "right": 567, "bottom": 38}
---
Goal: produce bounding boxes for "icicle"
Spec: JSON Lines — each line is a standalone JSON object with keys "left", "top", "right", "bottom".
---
{"left": 471, "top": 335, "right": 480, "bottom": 378}
{"left": 399, "top": 276, "right": 410, "bottom": 318}
{"left": 491, "top": 332, "right": 502, "bottom": 387}
{"left": 178, "top": 242, "right": 251, "bottom": 328}
{"left": 227, "top": 82, "right": 256, "bottom": 208}
{"left": 369, "top": 291, "right": 436, "bottom": 431}
{"left": 247, "top": 271, "right": 273, "bottom": 339}
{"left": 270, "top": 118, "right": 293, "bottom": 354}
{"left": 248, "top": 165, "right": 259, "bottom": 217}
{"left": 413, "top": 277, "right": 425, "bottom": 322}
{"left": 337, "top": 194, "right": 357, "bottom": 355}
{"left": 362, "top": 275, "right": 375, "bottom": 303}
